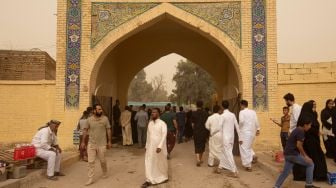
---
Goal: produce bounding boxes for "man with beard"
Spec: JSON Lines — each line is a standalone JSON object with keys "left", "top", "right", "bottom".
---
{"left": 141, "top": 108, "right": 168, "bottom": 188}
{"left": 283, "top": 93, "right": 302, "bottom": 133}
{"left": 81, "top": 104, "right": 112, "bottom": 186}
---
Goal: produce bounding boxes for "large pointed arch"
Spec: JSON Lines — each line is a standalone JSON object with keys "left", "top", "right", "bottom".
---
{"left": 88, "top": 3, "right": 243, "bottom": 97}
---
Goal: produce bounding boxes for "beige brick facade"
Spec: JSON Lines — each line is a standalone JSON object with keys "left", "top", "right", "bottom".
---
{"left": 0, "top": 0, "right": 335, "bottom": 150}
{"left": 0, "top": 80, "right": 55, "bottom": 143}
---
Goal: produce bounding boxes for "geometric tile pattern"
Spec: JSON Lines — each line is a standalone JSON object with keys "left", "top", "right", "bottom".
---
{"left": 69, "top": 1, "right": 264, "bottom": 109}
{"left": 91, "top": 2, "right": 160, "bottom": 47}
{"left": 66, "top": 0, "right": 81, "bottom": 108}
{"left": 252, "top": 0, "right": 267, "bottom": 110}
{"left": 172, "top": 2, "right": 241, "bottom": 47}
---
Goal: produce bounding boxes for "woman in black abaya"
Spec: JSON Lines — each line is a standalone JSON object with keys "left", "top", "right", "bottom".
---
{"left": 293, "top": 100, "right": 327, "bottom": 181}
{"left": 321, "top": 99, "right": 336, "bottom": 158}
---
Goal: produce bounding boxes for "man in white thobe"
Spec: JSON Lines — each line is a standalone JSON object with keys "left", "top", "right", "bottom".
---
{"left": 283, "top": 93, "right": 302, "bottom": 133}
{"left": 142, "top": 108, "right": 168, "bottom": 188}
{"left": 239, "top": 100, "right": 260, "bottom": 171}
{"left": 217, "top": 100, "right": 242, "bottom": 177}
{"left": 120, "top": 106, "right": 133, "bottom": 146}
{"left": 32, "top": 120, "right": 64, "bottom": 180}
{"left": 205, "top": 105, "right": 223, "bottom": 167}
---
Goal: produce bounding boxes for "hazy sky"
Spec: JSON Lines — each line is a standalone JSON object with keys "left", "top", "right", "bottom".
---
{"left": 0, "top": 0, "right": 336, "bottom": 93}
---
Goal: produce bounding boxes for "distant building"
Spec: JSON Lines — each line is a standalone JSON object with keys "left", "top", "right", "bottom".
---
{"left": 0, "top": 50, "right": 55, "bottom": 80}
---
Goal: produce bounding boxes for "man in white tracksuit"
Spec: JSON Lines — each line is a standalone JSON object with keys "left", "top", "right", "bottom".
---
{"left": 32, "top": 120, "right": 65, "bottom": 180}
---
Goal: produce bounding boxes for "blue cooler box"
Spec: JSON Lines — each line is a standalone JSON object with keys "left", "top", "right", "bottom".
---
{"left": 327, "top": 172, "right": 336, "bottom": 185}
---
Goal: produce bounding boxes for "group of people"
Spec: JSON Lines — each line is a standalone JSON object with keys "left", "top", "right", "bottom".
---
{"left": 117, "top": 103, "right": 195, "bottom": 148}
{"left": 204, "top": 100, "right": 260, "bottom": 178}
{"left": 29, "top": 94, "right": 336, "bottom": 187}
{"left": 273, "top": 93, "right": 336, "bottom": 188}
{"left": 29, "top": 98, "right": 261, "bottom": 186}
{"left": 141, "top": 99, "right": 261, "bottom": 187}
{"left": 30, "top": 104, "right": 112, "bottom": 185}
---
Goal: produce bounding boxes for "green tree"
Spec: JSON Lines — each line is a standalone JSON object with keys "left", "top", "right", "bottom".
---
{"left": 128, "top": 70, "right": 169, "bottom": 102}
{"left": 128, "top": 70, "right": 153, "bottom": 102}
{"left": 150, "top": 74, "right": 168, "bottom": 101}
{"left": 172, "top": 60, "right": 215, "bottom": 106}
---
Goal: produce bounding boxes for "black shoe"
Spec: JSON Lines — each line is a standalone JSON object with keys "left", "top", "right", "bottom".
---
{"left": 141, "top": 181, "right": 151, "bottom": 188}
{"left": 305, "top": 185, "right": 320, "bottom": 188}
{"left": 54, "top": 172, "right": 65, "bottom": 176}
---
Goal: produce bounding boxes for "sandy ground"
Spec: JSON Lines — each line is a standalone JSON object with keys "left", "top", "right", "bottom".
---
{"left": 32, "top": 141, "right": 334, "bottom": 188}
{"left": 32, "top": 141, "right": 275, "bottom": 188}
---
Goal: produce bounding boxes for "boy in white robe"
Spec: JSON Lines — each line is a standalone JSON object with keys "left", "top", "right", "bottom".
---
{"left": 205, "top": 105, "right": 223, "bottom": 166}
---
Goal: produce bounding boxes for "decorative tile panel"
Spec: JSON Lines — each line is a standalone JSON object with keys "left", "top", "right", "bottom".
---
{"left": 172, "top": 2, "right": 241, "bottom": 47}
{"left": 91, "top": 2, "right": 160, "bottom": 47}
{"left": 66, "top": 0, "right": 82, "bottom": 108}
{"left": 252, "top": 0, "right": 267, "bottom": 110}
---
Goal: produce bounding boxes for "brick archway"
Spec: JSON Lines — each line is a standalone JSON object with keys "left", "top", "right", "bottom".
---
{"left": 56, "top": 0, "right": 278, "bottom": 147}
{"left": 87, "top": 3, "right": 244, "bottom": 106}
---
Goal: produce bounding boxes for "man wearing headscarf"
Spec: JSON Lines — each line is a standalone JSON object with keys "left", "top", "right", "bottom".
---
{"left": 32, "top": 120, "right": 64, "bottom": 180}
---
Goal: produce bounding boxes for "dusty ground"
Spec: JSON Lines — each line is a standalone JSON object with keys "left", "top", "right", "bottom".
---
{"left": 32, "top": 141, "right": 334, "bottom": 188}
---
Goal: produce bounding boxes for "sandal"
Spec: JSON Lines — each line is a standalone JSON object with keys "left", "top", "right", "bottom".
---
{"left": 141, "top": 182, "right": 152, "bottom": 188}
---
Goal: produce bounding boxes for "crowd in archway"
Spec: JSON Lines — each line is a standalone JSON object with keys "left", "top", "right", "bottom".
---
{"left": 29, "top": 94, "right": 336, "bottom": 188}
{"left": 74, "top": 98, "right": 261, "bottom": 187}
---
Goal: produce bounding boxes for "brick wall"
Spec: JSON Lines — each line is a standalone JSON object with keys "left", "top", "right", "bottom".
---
{"left": 278, "top": 62, "right": 336, "bottom": 84}
{"left": 277, "top": 62, "right": 336, "bottom": 113}
{"left": 0, "top": 50, "right": 56, "bottom": 80}
{"left": 0, "top": 80, "right": 55, "bottom": 143}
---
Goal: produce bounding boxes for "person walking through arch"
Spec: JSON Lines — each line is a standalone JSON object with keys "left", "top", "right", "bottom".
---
{"left": 238, "top": 100, "right": 260, "bottom": 172}
{"left": 192, "top": 100, "right": 209, "bottom": 166}
{"left": 161, "top": 104, "right": 178, "bottom": 159}
{"left": 217, "top": 100, "right": 242, "bottom": 178}
{"left": 120, "top": 106, "right": 133, "bottom": 146}
{"left": 141, "top": 108, "right": 168, "bottom": 188}
{"left": 176, "top": 106, "right": 186, "bottom": 144}
{"left": 205, "top": 104, "right": 222, "bottom": 167}
{"left": 135, "top": 104, "right": 149, "bottom": 148}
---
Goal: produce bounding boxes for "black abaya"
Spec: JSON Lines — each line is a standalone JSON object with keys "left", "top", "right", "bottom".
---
{"left": 293, "top": 113, "right": 328, "bottom": 181}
